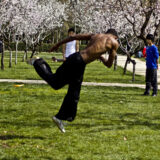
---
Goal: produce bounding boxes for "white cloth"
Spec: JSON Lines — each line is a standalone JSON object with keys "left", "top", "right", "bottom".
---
{"left": 65, "top": 40, "right": 76, "bottom": 58}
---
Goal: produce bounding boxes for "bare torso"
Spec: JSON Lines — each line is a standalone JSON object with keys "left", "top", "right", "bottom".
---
{"left": 80, "top": 34, "right": 118, "bottom": 64}
{"left": 50, "top": 33, "right": 119, "bottom": 66}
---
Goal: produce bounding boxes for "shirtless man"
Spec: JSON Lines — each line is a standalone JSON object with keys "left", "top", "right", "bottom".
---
{"left": 27, "top": 29, "right": 119, "bottom": 133}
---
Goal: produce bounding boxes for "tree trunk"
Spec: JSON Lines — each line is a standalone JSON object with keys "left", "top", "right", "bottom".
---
{"left": 132, "top": 62, "right": 136, "bottom": 82}
{"left": 9, "top": 49, "right": 12, "bottom": 68}
{"left": 30, "top": 49, "right": 36, "bottom": 58}
{"left": 1, "top": 41, "right": 5, "bottom": 70}
{"left": 15, "top": 41, "right": 19, "bottom": 65}
{"left": 56, "top": 30, "right": 59, "bottom": 43}
{"left": 23, "top": 50, "right": 27, "bottom": 62}
{"left": 130, "top": 59, "right": 136, "bottom": 82}
{"left": 123, "top": 54, "right": 137, "bottom": 81}
{"left": 52, "top": 32, "right": 55, "bottom": 43}
{"left": 123, "top": 58, "right": 128, "bottom": 74}
{"left": 58, "top": 29, "right": 61, "bottom": 41}
{"left": 30, "top": 44, "right": 37, "bottom": 58}
{"left": 22, "top": 42, "right": 28, "bottom": 62}
{"left": 114, "top": 55, "right": 117, "bottom": 71}
{"left": 52, "top": 36, "right": 54, "bottom": 44}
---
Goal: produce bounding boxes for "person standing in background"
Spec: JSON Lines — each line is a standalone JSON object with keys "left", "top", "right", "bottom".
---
{"left": 144, "top": 34, "right": 159, "bottom": 96}
{"left": 52, "top": 28, "right": 79, "bottom": 62}
{"left": 142, "top": 46, "right": 146, "bottom": 58}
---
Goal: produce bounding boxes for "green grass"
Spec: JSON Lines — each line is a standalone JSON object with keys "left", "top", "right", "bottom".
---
{"left": 0, "top": 51, "right": 145, "bottom": 84}
{"left": 0, "top": 83, "right": 160, "bottom": 160}
{"left": 0, "top": 51, "right": 157, "bottom": 159}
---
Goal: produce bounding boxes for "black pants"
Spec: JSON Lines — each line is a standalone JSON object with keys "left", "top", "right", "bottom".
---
{"left": 33, "top": 52, "right": 86, "bottom": 121}
{"left": 145, "top": 68, "right": 158, "bottom": 95}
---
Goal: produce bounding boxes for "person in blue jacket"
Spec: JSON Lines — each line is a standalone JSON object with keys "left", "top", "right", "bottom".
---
{"left": 144, "top": 34, "right": 159, "bottom": 96}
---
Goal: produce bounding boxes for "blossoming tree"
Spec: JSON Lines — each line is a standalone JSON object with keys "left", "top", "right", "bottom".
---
{"left": 0, "top": 0, "right": 66, "bottom": 68}
{"left": 70, "top": 0, "right": 160, "bottom": 81}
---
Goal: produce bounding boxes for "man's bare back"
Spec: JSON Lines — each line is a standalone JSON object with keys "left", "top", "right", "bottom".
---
{"left": 50, "top": 30, "right": 119, "bottom": 68}
{"left": 80, "top": 34, "right": 118, "bottom": 64}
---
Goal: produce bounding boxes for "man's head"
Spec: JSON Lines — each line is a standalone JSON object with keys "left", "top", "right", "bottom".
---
{"left": 146, "top": 34, "right": 154, "bottom": 45}
{"left": 68, "top": 28, "right": 75, "bottom": 36}
{"left": 106, "top": 29, "right": 118, "bottom": 38}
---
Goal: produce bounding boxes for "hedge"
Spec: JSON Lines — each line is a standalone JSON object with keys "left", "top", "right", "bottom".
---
{"left": 5, "top": 42, "right": 87, "bottom": 52}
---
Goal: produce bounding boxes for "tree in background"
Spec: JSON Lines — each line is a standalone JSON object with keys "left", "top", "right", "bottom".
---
{"left": 0, "top": 0, "right": 66, "bottom": 68}
{"left": 0, "top": 0, "right": 159, "bottom": 74}
{"left": 69, "top": 0, "right": 160, "bottom": 81}
{"left": 117, "top": 0, "right": 160, "bottom": 44}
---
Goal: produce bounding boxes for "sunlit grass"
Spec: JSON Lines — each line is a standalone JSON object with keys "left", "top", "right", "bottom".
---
{"left": 0, "top": 83, "right": 160, "bottom": 159}
{"left": 0, "top": 51, "right": 145, "bottom": 84}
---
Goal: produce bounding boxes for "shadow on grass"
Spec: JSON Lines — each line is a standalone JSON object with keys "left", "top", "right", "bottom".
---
{"left": 0, "top": 120, "right": 51, "bottom": 128}
{"left": 76, "top": 112, "right": 160, "bottom": 132}
{"left": 66, "top": 157, "right": 74, "bottom": 160}
{"left": 0, "top": 134, "right": 45, "bottom": 140}
{"left": 105, "top": 92, "right": 142, "bottom": 96}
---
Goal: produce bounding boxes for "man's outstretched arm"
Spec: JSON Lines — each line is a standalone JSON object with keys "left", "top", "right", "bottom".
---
{"left": 49, "top": 34, "right": 93, "bottom": 52}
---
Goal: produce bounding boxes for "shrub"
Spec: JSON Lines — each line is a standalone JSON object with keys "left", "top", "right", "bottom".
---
{"left": 5, "top": 42, "right": 87, "bottom": 52}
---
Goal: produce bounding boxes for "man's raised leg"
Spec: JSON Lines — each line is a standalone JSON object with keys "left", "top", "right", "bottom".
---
{"left": 27, "top": 57, "right": 69, "bottom": 132}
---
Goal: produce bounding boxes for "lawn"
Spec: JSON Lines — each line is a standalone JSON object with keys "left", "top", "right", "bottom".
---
{"left": 0, "top": 51, "right": 145, "bottom": 84}
{"left": 0, "top": 83, "right": 160, "bottom": 160}
{"left": 0, "top": 51, "right": 158, "bottom": 160}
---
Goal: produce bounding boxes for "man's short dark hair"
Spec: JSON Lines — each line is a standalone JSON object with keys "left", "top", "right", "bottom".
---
{"left": 106, "top": 29, "right": 118, "bottom": 37}
{"left": 68, "top": 28, "right": 75, "bottom": 33}
{"left": 146, "top": 34, "right": 154, "bottom": 42}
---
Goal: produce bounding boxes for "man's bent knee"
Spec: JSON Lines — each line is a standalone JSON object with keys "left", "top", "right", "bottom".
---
{"left": 48, "top": 82, "right": 62, "bottom": 90}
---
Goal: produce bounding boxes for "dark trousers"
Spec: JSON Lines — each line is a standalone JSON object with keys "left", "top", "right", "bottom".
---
{"left": 33, "top": 52, "right": 86, "bottom": 121}
{"left": 145, "top": 68, "right": 158, "bottom": 95}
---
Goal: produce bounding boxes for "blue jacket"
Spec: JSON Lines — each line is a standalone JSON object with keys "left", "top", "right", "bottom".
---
{"left": 146, "top": 45, "right": 159, "bottom": 69}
